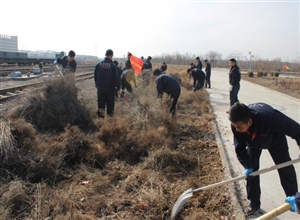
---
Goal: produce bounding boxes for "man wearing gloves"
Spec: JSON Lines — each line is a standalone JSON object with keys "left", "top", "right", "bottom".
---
{"left": 187, "top": 68, "right": 206, "bottom": 91}
{"left": 229, "top": 102, "right": 300, "bottom": 215}
{"left": 94, "top": 49, "right": 120, "bottom": 118}
{"left": 153, "top": 68, "right": 181, "bottom": 116}
{"left": 286, "top": 193, "right": 300, "bottom": 214}
{"left": 229, "top": 58, "right": 241, "bottom": 107}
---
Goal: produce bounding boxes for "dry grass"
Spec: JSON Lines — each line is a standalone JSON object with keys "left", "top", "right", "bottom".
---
{"left": 0, "top": 64, "right": 235, "bottom": 220}
{"left": 0, "top": 120, "right": 16, "bottom": 160}
{"left": 241, "top": 74, "right": 300, "bottom": 99}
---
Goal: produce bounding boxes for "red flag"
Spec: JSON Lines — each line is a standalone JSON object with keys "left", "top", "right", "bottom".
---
{"left": 282, "top": 65, "right": 290, "bottom": 70}
{"left": 129, "top": 52, "right": 144, "bottom": 74}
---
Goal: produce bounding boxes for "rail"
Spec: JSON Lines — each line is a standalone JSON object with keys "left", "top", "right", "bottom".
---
{"left": 0, "top": 72, "right": 94, "bottom": 103}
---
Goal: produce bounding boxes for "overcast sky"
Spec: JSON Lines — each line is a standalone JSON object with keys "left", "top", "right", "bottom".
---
{"left": 0, "top": 0, "right": 299, "bottom": 60}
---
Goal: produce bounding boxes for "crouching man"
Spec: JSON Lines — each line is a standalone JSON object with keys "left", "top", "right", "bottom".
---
{"left": 153, "top": 68, "right": 181, "bottom": 116}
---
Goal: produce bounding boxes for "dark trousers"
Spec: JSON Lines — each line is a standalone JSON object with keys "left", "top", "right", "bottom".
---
{"left": 170, "top": 88, "right": 181, "bottom": 115}
{"left": 121, "top": 77, "right": 133, "bottom": 93}
{"left": 247, "top": 136, "right": 298, "bottom": 208}
{"left": 230, "top": 83, "right": 240, "bottom": 106}
{"left": 97, "top": 89, "right": 115, "bottom": 118}
{"left": 205, "top": 74, "right": 211, "bottom": 88}
{"left": 195, "top": 78, "right": 205, "bottom": 91}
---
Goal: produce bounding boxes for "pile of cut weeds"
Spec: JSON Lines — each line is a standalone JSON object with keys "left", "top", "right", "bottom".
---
{"left": 0, "top": 65, "right": 236, "bottom": 220}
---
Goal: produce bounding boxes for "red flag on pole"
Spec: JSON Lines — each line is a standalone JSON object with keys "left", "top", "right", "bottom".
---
{"left": 282, "top": 65, "right": 290, "bottom": 71}
{"left": 129, "top": 52, "right": 144, "bottom": 74}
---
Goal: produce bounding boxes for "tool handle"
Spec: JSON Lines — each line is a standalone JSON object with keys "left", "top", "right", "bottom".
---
{"left": 256, "top": 203, "right": 291, "bottom": 220}
{"left": 194, "top": 157, "right": 300, "bottom": 193}
{"left": 55, "top": 64, "right": 67, "bottom": 81}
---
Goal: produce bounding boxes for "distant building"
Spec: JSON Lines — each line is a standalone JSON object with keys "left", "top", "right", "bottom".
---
{"left": 0, "top": 34, "right": 18, "bottom": 52}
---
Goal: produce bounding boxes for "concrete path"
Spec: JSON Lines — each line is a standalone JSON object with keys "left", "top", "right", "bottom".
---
{"left": 206, "top": 68, "right": 300, "bottom": 220}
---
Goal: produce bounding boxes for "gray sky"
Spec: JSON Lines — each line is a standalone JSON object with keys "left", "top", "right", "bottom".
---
{"left": 0, "top": 0, "right": 299, "bottom": 60}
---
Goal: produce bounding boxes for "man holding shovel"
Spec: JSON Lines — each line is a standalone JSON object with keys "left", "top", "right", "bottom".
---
{"left": 229, "top": 102, "right": 300, "bottom": 215}
{"left": 54, "top": 50, "right": 77, "bottom": 85}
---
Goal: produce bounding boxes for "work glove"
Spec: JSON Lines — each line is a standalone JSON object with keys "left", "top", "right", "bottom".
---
{"left": 244, "top": 168, "right": 253, "bottom": 176}
{"left": 229, "top": 85, "right": 233, "bottom": 91}
{"left": 285, "top": 196, "right": 299, "bottom": 213}
{"left": 53, "top": 60, "right": 58, "bottom": 65}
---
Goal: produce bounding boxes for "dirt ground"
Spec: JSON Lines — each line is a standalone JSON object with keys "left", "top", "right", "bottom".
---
{"left": 0, "top": 65, "right": 237, "bottom": 220}
{"left": 241, "top": 74, "right": 300, "bottom": 99}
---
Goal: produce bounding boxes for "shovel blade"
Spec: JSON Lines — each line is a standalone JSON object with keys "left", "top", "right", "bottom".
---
{"left": 171, "top": 188, "right": 194, "bottom": 219}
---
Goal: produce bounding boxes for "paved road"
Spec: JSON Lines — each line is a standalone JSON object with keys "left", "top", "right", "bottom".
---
{"left": 206, "top": 68, "right": 300, "bottom": 220}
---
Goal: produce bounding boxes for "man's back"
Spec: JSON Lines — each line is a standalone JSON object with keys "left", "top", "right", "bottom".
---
{"left": 94, "top": 58, "right": 119, "bottom": 90}
{"left": 155, "top": 74, "right": 180, "bottom": 96}
{"left": 192, "top": 69, "right": 205, "bottom": 80}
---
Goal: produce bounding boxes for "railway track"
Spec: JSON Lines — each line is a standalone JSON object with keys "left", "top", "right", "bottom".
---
{"left": 0, "top": 72, "right": 94, "bottom": 103}
{"left": 0, "top": 65, "right": 95, "bottom": 76}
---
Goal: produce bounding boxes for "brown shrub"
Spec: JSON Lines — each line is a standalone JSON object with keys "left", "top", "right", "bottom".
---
{"left": 10, "top": 78, "right": 95, "bottom": 132}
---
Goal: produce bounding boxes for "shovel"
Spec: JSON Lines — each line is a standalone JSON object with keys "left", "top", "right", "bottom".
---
{"left": 256, "top": 203, "right": 291, "bottom": 220}
{"left": 120, "top": 92, "right": 131, "bottom": 105}
{"left": 171, "top": 157, "right": 300, "bottom": 219}
{"left": 55, "top": 64, "right": 67, "bottom": 82}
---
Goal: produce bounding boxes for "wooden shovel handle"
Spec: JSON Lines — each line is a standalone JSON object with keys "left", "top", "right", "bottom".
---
{"left": 256, "top": 203, "right": 291, "bottom": 220}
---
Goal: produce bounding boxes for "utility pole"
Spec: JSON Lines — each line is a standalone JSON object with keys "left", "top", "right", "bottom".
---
{"left": 249, "top": 51, "right": 254, "bottom": 71}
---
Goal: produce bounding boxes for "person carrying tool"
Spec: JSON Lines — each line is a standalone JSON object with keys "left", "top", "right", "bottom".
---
{"left": 94, "top": 49, "right": 120, "bottom": 118}
{"left": 153, "top": 68, "right": 181, "bottom": 116}
{"left": 120, "top": 69, "right": 136, "bottom": 94}
{"left": 54, "top": 50, "right": 77, "bottom": 85}
{"left": 187, "top": 68, "right": 206, "bottom": 91}
{"left": 229, "top": 102, "right": 300, "bottom": 215}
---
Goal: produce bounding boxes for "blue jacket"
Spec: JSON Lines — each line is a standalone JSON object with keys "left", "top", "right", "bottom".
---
{"left": 125, "top": 59, "right": 132, "bottom": 70}
{"left": 205, "top": 62, "right": 211, "bottom": 75}
{"left": 191, "top": 69, "right": 205, "bottom": 87}
{"left": 196, "top": 61, "right": 202, "bottom": 70}
{"left": 232, "top": 103, "right": 300, "bottom": 168}
{"left": 155, "top": 74, "right": 180, "bottom": 97}
{"left": 142, "top": 59, "right": 152, "bottom": 70}
{"left": 229, "top": 65, "right": 241, "bottom": 85}
{"left": 94, "top": 58, "right": 120, "bottom": 90}
{"left": 56, "top": 56, "right": 77, "bottom": 72}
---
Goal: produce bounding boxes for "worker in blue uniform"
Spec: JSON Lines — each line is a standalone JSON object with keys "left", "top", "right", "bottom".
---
{"left": 187, "top": 68, "right": 206, "bottom": 91}
{"left": 229, "top": 102, "right": 300, "bottom": 215}
{"left": 153, "top": 68, "right": 181, "bottom": 116}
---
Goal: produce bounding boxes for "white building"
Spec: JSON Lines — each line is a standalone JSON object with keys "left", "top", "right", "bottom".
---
{"left": 0, "top": 34, "right": 18, "bottom": 52}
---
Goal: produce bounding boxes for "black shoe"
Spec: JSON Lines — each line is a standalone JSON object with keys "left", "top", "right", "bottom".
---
{"left": 245, "top": 206, "right": 260, "bottom": 216}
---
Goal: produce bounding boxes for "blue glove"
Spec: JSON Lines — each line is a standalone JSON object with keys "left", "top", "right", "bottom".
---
{"left": 53, "top": 60, "right": 58, "bottom": 65}
{"left": 286, "top": 196, "right": 297, "bottom": 212}
{"left": 244, "top": 168, "right": 253, "bottom": 176}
